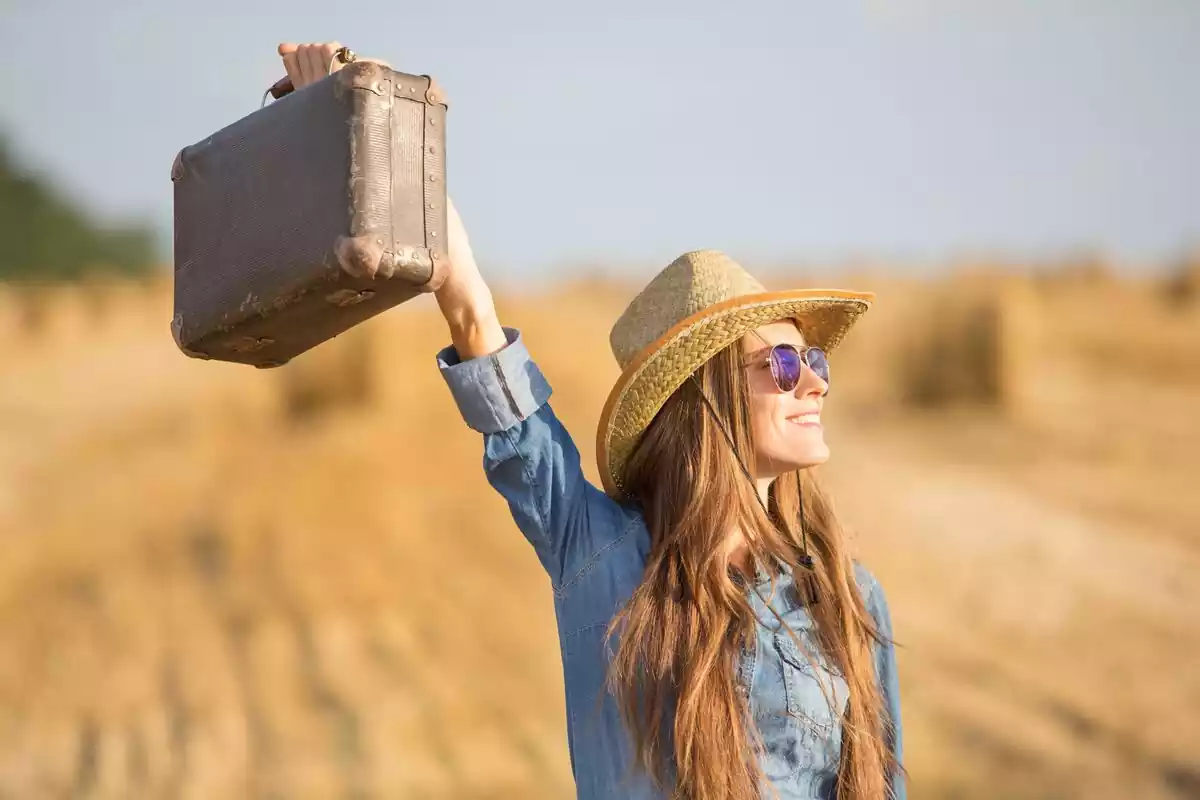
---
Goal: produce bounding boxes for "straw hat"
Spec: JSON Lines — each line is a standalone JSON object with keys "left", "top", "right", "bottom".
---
{"left": 596, "top": 249, "right": 874, "bottom": 499}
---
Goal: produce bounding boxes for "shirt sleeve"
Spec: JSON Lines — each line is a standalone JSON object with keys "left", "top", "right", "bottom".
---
{"left": 436, "top": 327, "right": 638, "bottom": 592}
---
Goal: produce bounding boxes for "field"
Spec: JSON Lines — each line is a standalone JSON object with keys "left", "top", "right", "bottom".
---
{"left": 0, "top": 262, "right": 1197, "bottom": 799}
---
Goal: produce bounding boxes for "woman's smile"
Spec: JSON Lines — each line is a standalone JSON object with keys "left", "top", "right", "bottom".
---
{"left": 785, "top": 411, "right": 822, "bottom": 428}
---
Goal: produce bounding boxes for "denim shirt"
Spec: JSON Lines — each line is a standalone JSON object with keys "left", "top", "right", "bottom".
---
{"left": 437, "top": 328, "right": 905, "bottom": 799}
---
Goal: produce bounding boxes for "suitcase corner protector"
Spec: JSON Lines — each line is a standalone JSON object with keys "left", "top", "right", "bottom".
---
{"left": 170, "top": 149, "right": 186, "bottom": 182}
{"left": 170, "top": 313, "right": 212, "bottom": 360}
{"left": 334, "top": 234, "right": 387, "bottom": 279}
{"left": 422, "top": 75, "right": 448, "bottom": 107}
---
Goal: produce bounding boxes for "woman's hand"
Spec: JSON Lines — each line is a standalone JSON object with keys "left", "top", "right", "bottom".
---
{"left": 276, "top": 41, "right": 391, "bottom": 91}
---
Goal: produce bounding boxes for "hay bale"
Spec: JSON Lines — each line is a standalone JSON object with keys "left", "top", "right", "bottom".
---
{"left": 5, "top": 283, "right": 99, "bottom": 345}
{"left": 993, "top": 274, "right": 1044, "bottom": 418}
{"left": 817, "top": 275, "right": 915, "bottom": 412}
{"left": 894, "top": 273, "right": 1041, "bottom": 415}
{"left": 896, "top": 294, "right": 1001, "bottom": 407}
{"left": 8, "top": 284, "right": 48, "bottom": 336}
{"left": 362, "top": 295, "right": 447, "bottom": 410}
{"left": 1163, "top": 252, "right": 1200, "bottom": 310}
{"left": 41, "top": 284, "right": 101, "bottom": 344}
{"left": 76, "top": 276, "right": 158, "bottom": 333}
{"left": 272, "top": 322, "right": 377, "bottom": 423}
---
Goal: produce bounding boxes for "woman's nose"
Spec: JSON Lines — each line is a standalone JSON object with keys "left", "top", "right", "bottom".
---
{"left": 795, "top": 362, "right": 828, "bottom": 397}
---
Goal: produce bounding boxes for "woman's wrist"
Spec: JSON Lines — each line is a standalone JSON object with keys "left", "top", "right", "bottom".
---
{"left": 437, "top": 274, "right": 506, "bottom": 358}
{"left": 444, "top": 306, "right": 507, "bottom": 360}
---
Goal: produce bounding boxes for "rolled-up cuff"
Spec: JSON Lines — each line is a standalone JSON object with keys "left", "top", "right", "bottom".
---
{"left": 436, "top": 327, "right": 553, "bottom": 434}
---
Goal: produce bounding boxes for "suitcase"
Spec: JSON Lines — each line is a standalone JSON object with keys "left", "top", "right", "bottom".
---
{"left": 170, "top": 59, "right": 449, "bottom": 368}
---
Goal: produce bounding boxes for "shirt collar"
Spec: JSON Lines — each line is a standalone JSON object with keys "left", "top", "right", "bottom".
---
{"left": 729, "top": 554, "right": 793, "bottom": 588}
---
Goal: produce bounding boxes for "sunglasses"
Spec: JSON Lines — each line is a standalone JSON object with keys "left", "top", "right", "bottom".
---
{"left": 744, "top": 343, "right": 829, "bottom": 394}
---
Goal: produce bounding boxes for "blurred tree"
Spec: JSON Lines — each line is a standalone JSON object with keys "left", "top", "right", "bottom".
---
{"left": 0, "top": 135, "right": 159, "bottom": 282}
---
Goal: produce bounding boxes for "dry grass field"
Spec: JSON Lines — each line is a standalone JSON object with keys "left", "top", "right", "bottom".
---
{"left": 0, "top": 262, "right": 1197, "bottom": 799}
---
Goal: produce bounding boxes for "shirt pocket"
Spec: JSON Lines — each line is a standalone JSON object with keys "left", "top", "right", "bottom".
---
{"left": 770, "top": 629, "right": 849, "bottom": 771}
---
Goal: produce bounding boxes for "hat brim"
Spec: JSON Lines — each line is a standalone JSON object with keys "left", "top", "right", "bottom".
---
{"left": 596, "top": 289, "right": 873, "bottom": 499}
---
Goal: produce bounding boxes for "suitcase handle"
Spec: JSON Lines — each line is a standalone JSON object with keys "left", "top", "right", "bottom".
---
{"left": 261, "top": 46, "right": 358, "bottom": 107}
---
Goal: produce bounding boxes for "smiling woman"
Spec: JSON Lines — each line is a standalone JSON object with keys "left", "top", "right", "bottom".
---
{"left": 594, "top": 255, "right": 900, "bottom": 799}
{"left": 278, "top": 37, "right": 907, "bottom": 800}
{"left": 438, "top": 246, "right": 903, "bottom": 799}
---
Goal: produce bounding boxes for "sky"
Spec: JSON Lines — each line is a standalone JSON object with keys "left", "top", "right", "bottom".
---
{"left": 1, "top": 0, "right": 1197, "bottom": 279}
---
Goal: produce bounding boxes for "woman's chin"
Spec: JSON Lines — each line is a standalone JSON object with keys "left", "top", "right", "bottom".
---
{"left": 796, "top": 447, "right": 831, "bottom": 469}
{"left": 762, "top": 444, "right": 831, "bottom": 475}
{"left": 789, "top": 430, "right": 831, "bottom": 467}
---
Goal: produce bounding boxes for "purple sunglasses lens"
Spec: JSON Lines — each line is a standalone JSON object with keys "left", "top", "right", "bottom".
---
{"left": 770, "top": 345, "right": 803, "bottom": 390}
{"left": 770, "top": 345, "right": 830, "bottom": 391}
{"left": 805, "top": 347, "right": 829, "bottom": 385}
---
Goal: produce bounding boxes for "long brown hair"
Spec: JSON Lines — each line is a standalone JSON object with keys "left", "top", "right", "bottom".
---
{"left": 604, "top": 333, "right": 899, "bottom": 799}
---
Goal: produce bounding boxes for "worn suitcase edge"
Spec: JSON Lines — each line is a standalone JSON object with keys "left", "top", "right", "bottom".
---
{"left": 169, "top": 88, "right": 337, "bottom": 366}
{"left": 415, "top": 73, "right": 450, "bottom": 294}
{"left": 170, "top": 311, "right": 213, "bottom": 361}
{"left": 334, "top": 62, "right": 449, "bottom": 294}
{"left": 168, "top": 61, "right": 451, "bottom": 367}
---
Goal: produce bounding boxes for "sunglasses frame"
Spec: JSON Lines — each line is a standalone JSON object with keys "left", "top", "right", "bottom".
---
{"left": 743, "top": 342, "right": 829, "bottom": 394}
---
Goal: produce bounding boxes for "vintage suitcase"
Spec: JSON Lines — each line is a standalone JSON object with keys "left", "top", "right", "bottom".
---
{"left": 170, "top": 59, "right": 448, "bottom": 368}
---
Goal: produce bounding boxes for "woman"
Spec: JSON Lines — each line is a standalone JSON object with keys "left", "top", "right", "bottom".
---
{"left": 280, "top": 41, "right": 905, "bottom": 800}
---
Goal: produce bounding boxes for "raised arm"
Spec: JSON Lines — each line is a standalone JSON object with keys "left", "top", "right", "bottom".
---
{"left": 433, "top": 198, "right": 508, "bottom": 359}
{"left": 432, "top": 195, "right": 641, "bottom": 588}
{"left": 280, "top": 42, "right": 639, "bottom": 591}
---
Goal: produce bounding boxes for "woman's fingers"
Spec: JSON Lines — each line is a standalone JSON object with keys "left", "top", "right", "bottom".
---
{"left": 321, "top": 42, "right": 345, "bottom": 74}
{"left": 277, "top": 41, "right": 384, "bottom": 92}
{"left": 299, "top": 43, "right": 326, "bottom": 85}
{"left": 277, "top": 42, "right": 304, "bottom": 89}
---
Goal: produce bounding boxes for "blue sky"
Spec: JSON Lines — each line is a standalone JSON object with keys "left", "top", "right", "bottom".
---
{"left": 1, "top": 0, "right": 1196, "bottom": 278}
